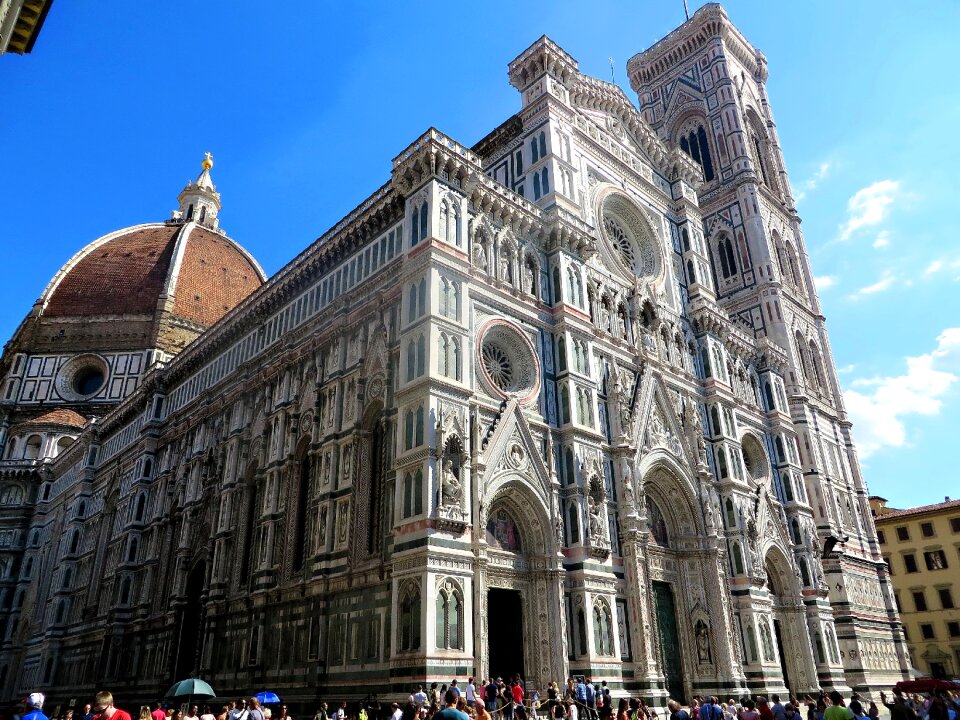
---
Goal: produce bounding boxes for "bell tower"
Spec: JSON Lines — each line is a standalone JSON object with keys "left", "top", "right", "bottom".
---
{"left": 628, "top": 3, "right": 910, "bottom": 692}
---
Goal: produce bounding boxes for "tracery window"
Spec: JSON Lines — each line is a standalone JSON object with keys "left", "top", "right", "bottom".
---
{"left": 438, "top": 333, "right": 461, "bottom": 381}
{"left": 401, "top": 470, "right": 423, "bottom": 519}
{"left": 439, "top": 277, "right": 460, "bottom": 320}
{"left": 411, "top": 200, "right": 429, "bottom": 246}
{"left": 716, "top": 234, "right": 737, "bottom": 279}
{"left": 403, "top": 406, "right": 424, "bottom": 450}
{"left": 435, "top": 579, "right": 464, "bottom": 650}
{"left": 398, "top": 582, "right": 422, "bottom": 651}
{"left": 679, "top": 124, "right": 715, "bottom": 182}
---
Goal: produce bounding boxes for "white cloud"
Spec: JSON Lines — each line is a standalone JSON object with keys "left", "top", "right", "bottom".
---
{"left": 845, "top": 329, "right": 960, "bottom": 458}
{"left": 795, "top": 161, "right": 832, "bottom": 203}
{"left": 872, "top": 231, "right": 890, "bottom": 249}
{"left": 925, "top": 259, "right": 944, "bottom": 275}
{"left": 814, "top": 275, "right": 837, "bottom": 290}
{"left": 838, "top": 180, "right": 899, "bottom": 242}
{"left": 836, "top": 363, "right": 857, "bottom": 375}
{"left": 849, "top": 271, "right": 895, "bottom": 300}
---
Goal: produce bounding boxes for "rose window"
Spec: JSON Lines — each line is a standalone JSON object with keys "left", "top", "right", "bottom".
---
{"left": 599, "top": 194, "right": 661, "bottom": 280}
{"left": 477, "top": 320, "right": 541, "bottom": 403}
{"left": 482, "top": 344, "right": 513, "bottom": 390}
{"left": 604, "top": 216, "right": 636, "bottom": 270}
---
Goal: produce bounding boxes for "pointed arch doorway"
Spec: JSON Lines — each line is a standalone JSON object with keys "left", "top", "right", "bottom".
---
{"left": 477, "top": 479, "right": 565, "bottom": 690}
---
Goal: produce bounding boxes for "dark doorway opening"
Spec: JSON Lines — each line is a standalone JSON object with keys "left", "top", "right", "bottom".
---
{"left": 488, "top": 589, "right": 524, "bottom": 681}
{"left": 174, "top": 561, "right": 207, "bottom": 680}
{"left": 652, "top": 581, "right": 685, "bottom": 703}
{"left": 773, "top": 618, "right": 791, "bottom": 692}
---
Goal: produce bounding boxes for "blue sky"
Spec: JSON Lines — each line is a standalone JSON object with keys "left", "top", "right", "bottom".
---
{"left": 1, "top": 1, "right": 956, "bottom": 508}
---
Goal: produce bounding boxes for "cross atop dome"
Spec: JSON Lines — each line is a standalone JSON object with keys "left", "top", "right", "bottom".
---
{"left": 173, "top": 152, "right": 222, "bottom": 231}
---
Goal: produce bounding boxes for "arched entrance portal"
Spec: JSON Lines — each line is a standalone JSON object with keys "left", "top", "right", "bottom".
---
{"left": 486, "top": 508, "right": 527, "bottom": 681}
{"left": 174, "top": 560, "right": 207, "bottom": 680}
{"left": 765, "top": 549, "right": 816, "bottom": 693}
{"left": 477, "top": 478, "right": 565, "bottom": 689}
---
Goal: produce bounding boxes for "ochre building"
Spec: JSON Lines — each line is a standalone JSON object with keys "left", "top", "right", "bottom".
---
{"left": 870, "top": 496, "right": 960, "bottom": 679}
{"left": 0, "top": 4, "right": 907, "bottom": 708}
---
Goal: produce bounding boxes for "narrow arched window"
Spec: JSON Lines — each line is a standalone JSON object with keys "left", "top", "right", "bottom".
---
{"left": 531, "top": 137, "right": 539, "bottom": 163}
{"left": 402, "top": 473, "right": 412, "bottom": 518}
{"left": 419, "top": 201, "right": 428, "bottom": 242}
{"left": 413, "top": 469, "right": 423, "bottom": 515}
{"left": 134, "top": 493, "right": 146, "bottom": 522}
{"left": 416, "top": 335, "right": 426, "bottom": 376}
{"left": 439, "top": 201, "right": 449, "bottom": 242}
{"left": 697, "top": 126, "right": 715, "bottom": 181}
{"left": 398, "top": 584, "right": 421, "bottom": 651}
{"left": 686, "top": 259, "right": 696, "bottom": 285}
{"left": 541, "top": 168, "right": 549, "bottom": 195}
{"left": 724, "top": 498, "right": 736, "bottom": 528}
{"left": 406, "top": 340, "right": 416, "bottom": 382}
{"left": 407, "top": 284, "right": 417, "bottom": 323}
{"left": 732, "top": 542, "right": 745, "bottom": 576}
{"left": 533, "top": 172, "right": 542, "bottom": 200}
{"left": 560, "top": 385, "right": 571, "bottom": 425}
{"left": 566, "top": 500, "right": 579, "bottom": 544}
{"left": 791, "top": 519, "right": 802, "bottom": 545}
{"left": 557, "top": 336, "right": 567, "bottom": 372}
{"left": 404, "top": 410, "right": 414, "bottom": 450}
{"left": 717, "top": 447, "right": 728, "bottom": 478}
{"left": 539, "top": 131, "right": 547, "bottom": 159}
{"left": 415, "top": 406, "right": 424, "bottom": 447}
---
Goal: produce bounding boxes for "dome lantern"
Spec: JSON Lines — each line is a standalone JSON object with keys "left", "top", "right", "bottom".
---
{"left": 173, "top": 152, "right": 222, "bottom": 230}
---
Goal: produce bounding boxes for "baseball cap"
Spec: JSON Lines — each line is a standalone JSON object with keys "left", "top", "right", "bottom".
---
{"left": 28, "top": 693, "right": 45, "bottom": 709}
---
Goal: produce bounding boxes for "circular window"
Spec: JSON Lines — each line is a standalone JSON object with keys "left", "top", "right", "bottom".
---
{"left": 599, "top": 194, "right": 661, "bottom": 280}
{"left": 56, "top": 354, "right": 109, "bottom": 402}
{"left": 477, "top": 320, "right": 541, "bottom": 403}
{"left": 482, "top": 344, "right": 514, "bottom": 390}
{"left": 73, "top": 366, "right": 105, "bottom": 396}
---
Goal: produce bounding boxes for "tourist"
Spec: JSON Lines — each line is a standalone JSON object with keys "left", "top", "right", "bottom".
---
{"left": 247, "top": 699, "right": 265, "bottom": 720}
{"left": 485, "top": 681, "right": 499, "bottom": 713}
{"left": 413, "top": 688, "right": 428, "bottom": 708}
{"left": 531, "top": 691, "right": 541, "bottom": 720}
{"left": 217, "top": 707, "right": 230, "bottom": 720}
{"left": 866, "top": 705, "right": 878, "bottom": 720}
{"left": 513, "top": 680, "right": 527, "bottom": 720}
{"left": 475, "top": 701, "right": 491, "bottom": 720}
{"left": 23, "top": 695, "right": 48, "bottom": 720}
{"left": 740, "top": 700, "right": 760, "bottom": 720}
{"left": 136, "top": 709, "right": 149, "bottom": 720}
{"left": 431, "top": 685, "right": 442, "bottom": 707}
{"left": 771, "top": 697, "right": 786, "bottom": 720}
{"left": 848, "top": 702, "right": 865, "bottom": 720}
{"left": 152, "top": 706, "right": 166, "bottom": 720}
{"left": 185, "top": 706, "right": 199, "bottom": 720}
{"left": 467, "top": 680, "right": 477, "bottom": 705}
{"left": 335, "top": 703, "right": 347, "bottom": 720}
{"left": 93, "top": 692, "right": 132, "bottom": 720}
{"left": 231, "top": 702, "right": 248, "bottom": 720}
{"left": 200, "top": 708, "right": 216, "bottom": 720}
{"left": 436, "top": 691, "right": 467, "bottom": 720}
{"left": 314, "top": 704, "right": 329, "bottom": 720}
{"left": 278, "top": 707, "right": 291, "bottom": 720}
{"left": 617, "top": 700, "right": 630, "bottom": 720}
{"left": 667, "top": 701, "right": 689, "bottom": 720}
{"left": 701, "top": 698, "right": 722, "bottom": 720}
{"left": 583, "top": 680, "right": 595, "bottom": 720}
{"left": 758, "top": 698, "right": 773, "bottom": 720}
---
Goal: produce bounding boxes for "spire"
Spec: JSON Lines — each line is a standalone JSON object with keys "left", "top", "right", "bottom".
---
{"left": 173, "top": 152, "right": 222, "bottom": 230}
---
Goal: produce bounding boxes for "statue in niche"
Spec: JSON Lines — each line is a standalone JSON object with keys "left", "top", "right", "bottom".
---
{"left": 439, "top": 457, "right": 463, "bottom": 508}
{"left": 500, "top": 251, "right": 513, "bottom": 285}
{"left": 317, "top": 505, "right": 328, "bottom": 547}
{"left": 702, "top": 491, "right": 717, "bottom": 533}
{"left": 620, "top": 458, "right": 636, "bottom": 512}
{"left": 695, "top": 620, "right": 712, "bottom": 663}
{"left": 522, "top": 258, "right": 535, "bottom": 296}
{"left": 473, "top": 240, "right": 487, "bottom": 272}
{"left": 760, "top": 620, "right": 775, "bottom": 662}
{"left": 336, "top": 502, "right": 348, "bottom": 544}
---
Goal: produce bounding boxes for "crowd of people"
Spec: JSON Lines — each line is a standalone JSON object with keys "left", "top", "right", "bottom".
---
{"left": 6, "top": 679, "right": 960, "bottom": 720}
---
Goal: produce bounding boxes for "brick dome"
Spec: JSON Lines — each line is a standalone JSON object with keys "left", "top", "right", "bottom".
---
{"left": 40, "top": 222, "right": 265, "bottom": 329}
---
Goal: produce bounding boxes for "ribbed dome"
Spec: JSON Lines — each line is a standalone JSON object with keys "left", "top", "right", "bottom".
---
{"left": 40, "top": 222, "right": 265, "bottom": 329}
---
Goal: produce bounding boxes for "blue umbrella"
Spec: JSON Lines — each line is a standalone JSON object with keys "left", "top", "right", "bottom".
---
{"left": 255, "top": 693, "right": 281, "bottom": 705}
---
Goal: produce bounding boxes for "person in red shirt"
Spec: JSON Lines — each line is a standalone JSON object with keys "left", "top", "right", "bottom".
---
{"left": 512, "top": 682, "right": 527, "bottom": 720}
{"left": 152, "top": 704, "right": 167, "bottom": 720}
{"left": 93, "top": 692, "right": 132, "bottom": 720}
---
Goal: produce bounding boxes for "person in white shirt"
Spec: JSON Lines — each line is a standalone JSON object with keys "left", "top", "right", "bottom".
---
{"left": 466, "top": 680, "right": 476, "bottom": 705}
{"left": 568, "top": 701, "right": 579, "bottom": 720}
{"left": 412, "top": 687, "right": 428, "bottom": 707}
{"left": 390, "top": 705, "right": 402, "bottom": 720}
{"left": 200, "top": 708, "right": 216, "bottom": 720}
{"left": 185, "top": 707, "right": 200, "bottom": 720}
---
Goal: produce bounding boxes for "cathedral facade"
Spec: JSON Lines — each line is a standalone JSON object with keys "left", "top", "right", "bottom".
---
{"left": 0, "top": 4, "right": 908, "bottom": 708}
